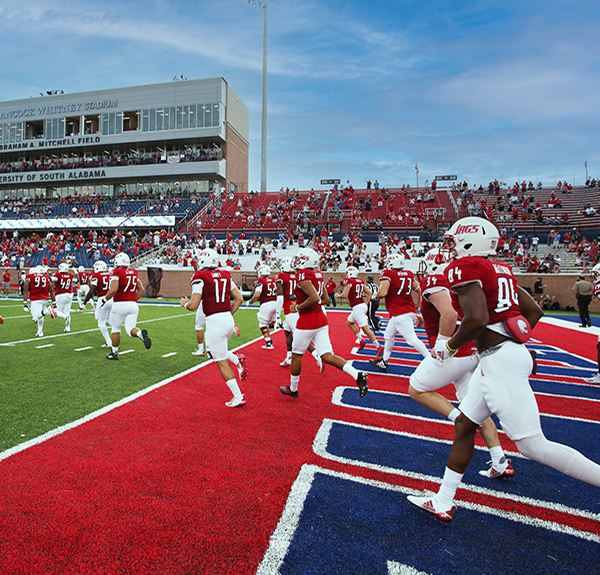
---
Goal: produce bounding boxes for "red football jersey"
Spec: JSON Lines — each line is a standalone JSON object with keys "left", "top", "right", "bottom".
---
{"left": 276, "top": 271, "right": 297, "bottom": 315}
{"left": 420, "top": 274, "right": 475, "bottom": 358}
{"left": 90, "top": 271, "right": 112, "bottom": 297}
{"left": 26, "top": 272, "right": 51, "bottom": 301}
{"left": 110, "top": 268, "right": 140, "bottom": 302}
{"left": 379, "top": 269, "right": 417, "bottom": 316}
{"left": 253, "top": 276, "right": 278, "bottom": 304}
{"left": 341, "top": 277, "right": 367, "bottom": 308}
{"left": 295, "top": 268, "right": 328, "bottom": 329}
{"left": 52, "top": 272, "right": 75, "bottom": 295}
{"left": 594, "top": 282, "right": 600, "bottom": 300}
{"left": 190, "top": 268, "right": 233, "bottom": 316}
{"left": 78, "top": 271, "right": 91, "bottom": 286}
{"left": 445, "top": 257, "right": 521, "bottom": 325}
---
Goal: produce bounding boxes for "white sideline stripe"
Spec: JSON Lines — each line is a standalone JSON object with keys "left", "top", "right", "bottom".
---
{"left": 313, "top": 418, "right": 600, "bottom": 523}
{"left": 74, "top": 346, "right": 93, "bottom": 351}
{"left": 256, "top": 464, "right": 600, "bottom": 575}
{"left": 388, "top": 562, "right": 431, "bottom": 575}
{"left": 119, "top": 349, "right": 134, "bottom": 355}
{"left": 0, "top": 312, "right": 187, "bottom": 346}
{"left": 0, "top": 334, "right": 264, "bottom": 464}
{"left": 162, "top": 352, "right": 177, "bottom": 358}
{"left": 35, "top": 344, "right": 55, "bottom": 349}
{"left": 541, "top": 316, "right": 600, "bottom": 335}
{"left": 332, "top": 386, "right": 600, "bottom": 426}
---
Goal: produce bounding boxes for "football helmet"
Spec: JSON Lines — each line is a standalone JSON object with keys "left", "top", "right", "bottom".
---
{"left": 197, "top": 248, "right": 220, "bottom": 270}
{"left": 257, "top": 264, "right": 271, "bottom": 277}
{"left": 386, "top": 253, "right": 405, "bottom": 270}
{"left": 78, "top": 265, "right": 85, "bottom": 273}
{"left": 93, "top": 261, "right": 108, "bottom": 273}
{"left": 292, "top": 248, "right": 320, "bottom": 270}
{"left": 421, "top": 248, "right": 450, "bottom": 275}
{"left": 113, "top": 253, "right": 130, "bottom": 268}
{"left": 346, "top": 266, "right": 359, "bottom": 278}
{"left": 441, "top": 216, "right": 499, "bottom": 260}
{"left": 592, "top": 263, "right": 600, "bottom": 282}
{"left": 58, "top": 262, "right": 69, "bottom": 274}
{"left": 280, "top": 257, "right": 294, "bottom": 273}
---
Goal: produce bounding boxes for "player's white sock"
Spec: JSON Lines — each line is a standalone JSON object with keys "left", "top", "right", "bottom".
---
{"left": 287, "top": 351, "right": 293, "bottom": 361}
{"left": 290, "top": 374, "right": 300, "bottom": 392}
{"left": 436, "top": 467, "right": 463, "bottom": 509}
{"left": 489, "top": 445, "right": 505, "bottom": 466}
{"left": 228, "top": 351, "right": 241, "bottom": 367}
{"left": 226, "top": 378, "right": 243, "bottom": 399}
{"left": 448, "top": 408, "right": 461, "bottom": 422}
{"left": 111, "top": 346, "right": 119, "bottom": 353}
{"left": 343, "top": 362, "right": 359, "bottom": 380}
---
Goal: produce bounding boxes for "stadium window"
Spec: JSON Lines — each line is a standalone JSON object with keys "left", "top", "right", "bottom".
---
{"left": 66, "top": 116, "right": 80, "bottom": 136}
{"left": 25, "top": 120, "right": 44, "bottom": 140}
{"left": 212, "top": 103, "right": 220, "bottom": 127}
{"left": 123, "top": 111, "right": 139, "bottom": 131}
{"left": 84, "top": 114, "right": 100, "bottom": 134}
{"left": 204, "top": 105, "right": 211, "bottom": 127}
{"left": 189, "top": 105, "right": 196, "bottom": 129}
{"left": 156, "top": 108, "right": 164, "bottom": 131}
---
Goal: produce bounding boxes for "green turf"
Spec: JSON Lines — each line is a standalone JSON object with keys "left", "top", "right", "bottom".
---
{"left": 0, "top": 298, "right": 264, "bottom": 452}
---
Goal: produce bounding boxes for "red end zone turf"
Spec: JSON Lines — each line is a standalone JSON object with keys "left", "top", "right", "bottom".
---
{"left": 0, "top": 313, "right": 597, "bottom": 574}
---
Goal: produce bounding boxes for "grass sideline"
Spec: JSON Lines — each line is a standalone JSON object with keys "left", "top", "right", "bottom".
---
{"left": 0, "top": 297, "right": 289, "bottom": 453}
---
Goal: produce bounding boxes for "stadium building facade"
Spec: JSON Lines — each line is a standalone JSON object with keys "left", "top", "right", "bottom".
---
{"left": 0, "top": 77, "right": 249, "bottom": 201}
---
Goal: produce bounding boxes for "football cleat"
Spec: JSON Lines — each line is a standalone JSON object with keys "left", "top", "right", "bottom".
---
{"left": 369, "top": 358, "right": 388, "bottom": 372}
{"left": 225, "top": 395, "right": 246, "bottom": 408}
{"left": 356, "top": 372, "right": 369, "bottom": 397}
{"left": 106, "top": 352, "right": 119, "bottom": 360}
{"left": 280, "top": 386, "right": 299, "bottom": 398}
{"left": 45, "top": 306, "right": 57, "bottom": 319}
{"left": 141, "top": 329, "right": 152, "bottom": 350}
{"left": 192, "top": 349, "right": 205, "bottom": 356}
{"left": 584, "top": 373, "right": 600, "bottom": 384}
{"left": 357, "top": 339, "right": 366, "bottom": 351}
{"left": 101, "top": 343, "right": 111, "bottom": 348}
{"left": 279, "top": 358, "right": 292, "bottom": 367}
{"left": 478, "top": 458, "right": 515, "bottom": 479}
{"left": 237, "top": 353, "right": 248, "bottom": 381}
{"left": 63, "top": 327, "right": 71, "bottom": 333}
{"left": 262, "top": 341, "right": 275, "bottom": 350}
{"left": 407, "top": 493, "right": 456, "bottom": 522}
{"left": 36, "top": 332, "right": 44, "bottom": 337}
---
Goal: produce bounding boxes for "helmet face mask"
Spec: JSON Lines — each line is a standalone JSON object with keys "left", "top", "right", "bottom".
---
{"left": 197, "top": 249, "right": 219, "bottom": 270}
{"left": 346, "top": 266, "right": 359, "bottom": 279}
{"left": 441, "top": 217, "right": 499, "bottom": 260}
{"left": 292, "top": 248, "right": 320, "bottom": 270}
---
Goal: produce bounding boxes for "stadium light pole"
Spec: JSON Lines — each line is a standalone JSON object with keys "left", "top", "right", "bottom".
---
{"left": 261, "top": 2, "right": 268, "bottom": 194}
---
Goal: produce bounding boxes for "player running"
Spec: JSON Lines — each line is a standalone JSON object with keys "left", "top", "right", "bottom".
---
{"left": 247, "top": 264, "right": 278, "bottom": 350}
{"left": 180, "top": 248, "right": 247, "bottom": 407}
{"left": 84, "top": 261, "right": 113, "bottom": 348}
{"left": 23, "top": 266, "right": 57, "bottom": 337}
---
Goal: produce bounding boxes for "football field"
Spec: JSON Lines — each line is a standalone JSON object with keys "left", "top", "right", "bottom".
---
{"left": 1, "top": 300, "right": 599, "bottom": 574}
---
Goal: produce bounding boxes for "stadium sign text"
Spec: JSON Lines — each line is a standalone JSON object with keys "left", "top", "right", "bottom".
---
{"left": 0, "top": 136, "right": 102, "bottom": 152}
{"left": 0, "top": 168, "right": 107, "bottom": 185}
{"left": 320, "top": 179, "right": 340, "bottom": 185}
{"left": 0, "top": 100, "right": 119, "bottom": 121}
{"left": 435, "top": 175, "right": 458, "bottom": 181}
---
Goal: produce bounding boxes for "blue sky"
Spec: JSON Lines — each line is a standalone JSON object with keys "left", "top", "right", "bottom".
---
{"left": 1, "top": 0, "right": 599, "bottom": 192}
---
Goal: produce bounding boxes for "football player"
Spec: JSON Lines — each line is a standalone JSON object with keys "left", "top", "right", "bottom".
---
{"left": 369, "top": 253, "right": 429, "bottom": 372}
{"left": 408, "top": 217, "right": 600, "bottom": 522}
{"left": 339, "top": 266, "right": 381, "bottom": 353}
{"left": 23, "top": 266, "right": 57, "bottom": 337}
{"left": 104, "top": 253, "right": 151, "bottom": 360}
{"left": 84, "top": 260, "right": 113, "bottom": 347}
{"left": 51, "top": 262, "right": 76, "bottom": 332}
{"left": 275, "top": 257, "right": 323, "bottom": 372}
{"left": 247, "top": 264, "right": 278, "bottom": 349}
{"left": 279, "top": 247, "right": 368, "bottom": 399}
{"left": 409, "top": 249, "right": 513, "bottom": 479}
{"left": 76, "top": 265, "right": 92, "bottom": 310}
{"left": 180, "top": 248, "right": 247, "bottom": 407}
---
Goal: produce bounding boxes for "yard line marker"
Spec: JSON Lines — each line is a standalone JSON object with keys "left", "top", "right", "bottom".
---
{"left": 35, "top": 344, "right": 55, "bottom": 349}
{"left": 119, "top": 349, "right": 135, "bottom": 355}
{"left": 75, "top": 346, "right": 93, "bottom": 351}
{"left": 162, "top": 352, "right": 177, "bottom": 358}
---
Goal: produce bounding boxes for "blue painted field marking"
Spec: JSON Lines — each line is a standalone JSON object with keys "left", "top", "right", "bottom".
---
{"left": 256, "top": 465, "right": 600, "bottom": 575}
{"left": 313, "top": 418, "right": 600, "bottom": 517}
